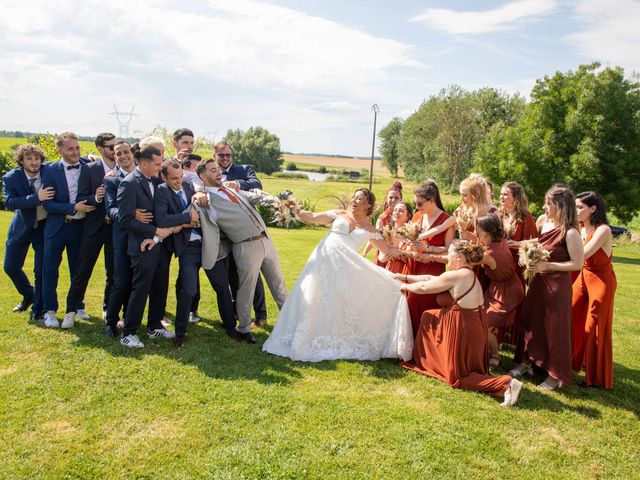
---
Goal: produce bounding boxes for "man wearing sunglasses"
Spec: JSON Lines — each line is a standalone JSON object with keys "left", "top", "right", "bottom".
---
{"left": 214, "top": 141, "right": 268, "bottom": 328}
{"left": 64, "top": 132, "right": 118, "bottom": 328}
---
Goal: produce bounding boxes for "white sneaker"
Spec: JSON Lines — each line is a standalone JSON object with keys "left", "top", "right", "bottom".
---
{"left": 502, "top": 378, "right": 524, "bottom": 407}
{"left": 61, "top": 312, "right": 75, "bottom": 329}
{"left": 44, "top": 311, "right": 60, "bottom": 328}
{"left": 120, "top": 334, "right": 144, "bottom": 348}
{"left": 188, "top": 312, "right": 201, "bottom": 323}
{"left": 147, "top": 328, "right": 176, "bottom": 339}
{"left": 76, "top": 309, "right": 90, "bottom": 320}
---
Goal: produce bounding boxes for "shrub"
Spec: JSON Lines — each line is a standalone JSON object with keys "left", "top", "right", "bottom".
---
{"left": 0, "top": 150, "right": 15, "bottom": 209}
{"left": 318, "top": 166, "right": 327, "bottom": 174}
{"left": 286, "top": 162, "right": 297, "bottom": 171}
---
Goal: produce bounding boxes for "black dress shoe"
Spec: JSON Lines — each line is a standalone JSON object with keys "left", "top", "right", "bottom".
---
{"left": 13, "top": 298, "right": 33, "bottom": 313}
{"left": 238, "top": 332, "right": 257, "bottom": 344}
{"left": 175, "top": 336, "right": 185, "bottom": 348}
{"left": 30, "top": 311, "right": 44, "bottom": 322}
{"left": 104, "top": 325, "right": 119, "bottom": 338}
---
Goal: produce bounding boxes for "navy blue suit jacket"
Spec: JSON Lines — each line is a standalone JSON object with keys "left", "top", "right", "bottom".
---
{"left": 41, "top": 159, "right": 88, "bottom": 238}
{"left": 154, "top": 182, "right": 195, "bottom": 257}
{"left": 104, "top": 168, "right": 129, "bottom": 248}
{"left": 2, "top": 166, "right": 46, "bottom": 245}
{"left": 223, "top": 163, "right": 262, "bottom": 191}
{"left": 117, "top": 169, "right": 162, "bottom": 257}
{"left": 77, "top": 159, "right": 111, "bottom": 236}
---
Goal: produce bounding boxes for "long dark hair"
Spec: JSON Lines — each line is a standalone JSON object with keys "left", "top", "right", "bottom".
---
{"left": 352, "top": 188, "right": 376, "bottom": 216}
{"left": 576, "top": 191, "right": 609, "bottom": 226}
{"left": 476, "top": 213, "right": 505, "bottom": 242}
{"left": 415, "top": 179, "right": 444, "bottom": 211}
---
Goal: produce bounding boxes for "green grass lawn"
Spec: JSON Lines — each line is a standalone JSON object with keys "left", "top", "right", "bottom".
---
{"left": 1, "top": 210, "right": 639, "bottom": 478}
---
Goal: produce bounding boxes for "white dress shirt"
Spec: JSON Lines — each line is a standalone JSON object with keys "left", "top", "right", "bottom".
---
{"left": 172, "top": 187, "right": 201, "bottom": 242}
{"left": 62, "top": 160, "right": 85, "bottom": 219}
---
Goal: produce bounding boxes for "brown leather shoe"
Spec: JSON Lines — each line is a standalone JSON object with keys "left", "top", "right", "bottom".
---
{"left": 253, "top": 317, "right": 268, "bottom": 328}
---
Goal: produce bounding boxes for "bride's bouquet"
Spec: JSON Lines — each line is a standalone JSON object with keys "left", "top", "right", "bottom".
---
{"left": 518, "top": 239, "right": 551, "bottom": 282}
{"left": 379, "top": 224, "right": 393, "bottom": 242}
{"left": 454, "top": 205, "right": 475, "bottom": 235}
{"left": 255, "top": 189, "right": 304, "bottom": 229}
{"left": 395, "top": 221, "right": 422, "bottom": 243}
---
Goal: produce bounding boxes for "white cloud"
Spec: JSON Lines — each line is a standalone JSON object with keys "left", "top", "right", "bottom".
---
{"left": 566, "top": 0, "right": 640, "bottom": 72}
{"left": 410, "top": 0, "right": 557, "bottom": 34}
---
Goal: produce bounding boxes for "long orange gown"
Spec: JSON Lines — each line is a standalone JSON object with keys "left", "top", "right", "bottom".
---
{"left": 482, "top": 240, "right": 524, "bottom": 329}
{"left": 402, "top": 270, "right": 512, "bottom": 397}
{"left": 498, "top": 212, "right": 537, "bottom": 350}
{"left": 521, "top": 227, "right": 575, "bottom": 386}
{"left": 402, "top": 211, "right": 451, "bottom": 336}
{"left": 571, "top": 228, "right": 616, "bottom": 389}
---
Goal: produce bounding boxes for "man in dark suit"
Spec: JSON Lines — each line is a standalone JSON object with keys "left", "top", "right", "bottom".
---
{"left": 117, "top": 145, "right": 175, "bottom": 348}
{"left": 154, "top": 160, "right": 203, "bottom": 347}
{"left": 103, "top": 141, "right": 136, "bottom": 337}
{"left": 214, "top": 141, "right": 268, "bottom": 327}
{"left": 65, "top": 133, "right": 118, "bottom": 328}
{"left": 2, "top": 144, "right": 54, "bottom": 320}
{"left": 41, "top": 132, "right": 96, "bottom": 328}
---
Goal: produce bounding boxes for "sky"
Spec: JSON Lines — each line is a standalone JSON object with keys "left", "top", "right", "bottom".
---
{"left": 0, "top": 0, "right": 638, "bottom": 156}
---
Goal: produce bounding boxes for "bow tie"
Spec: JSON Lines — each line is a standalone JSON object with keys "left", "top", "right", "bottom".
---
{"left": 66, "top": 164, "right": 80, "bottom": 170}
{"left": 222, "top": 170, "right": 229, "bottom": 176}
{"left": 140, "top": 175, "right": 152, "bottom": 183}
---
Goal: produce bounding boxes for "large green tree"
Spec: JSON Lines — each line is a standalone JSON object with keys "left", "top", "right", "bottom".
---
{"left": 398, "top": 86, "right": 524, "bottom": 190}
{"left": 378, "top": 117, "right": 403, "bottom": 176}
{"left": 476, "top": 63, "right": 640, "bottom": 221}
{"left": 224, "top": 126, "right": 283, "bottom": 175}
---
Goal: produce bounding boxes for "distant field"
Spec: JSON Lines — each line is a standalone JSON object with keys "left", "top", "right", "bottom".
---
{"left": 282, "top": 153, "right": 389, "bottom": 174}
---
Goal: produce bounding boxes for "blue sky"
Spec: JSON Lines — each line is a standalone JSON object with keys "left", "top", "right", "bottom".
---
{"left": 0, "top": 0, "right": 638, "bottom": 156}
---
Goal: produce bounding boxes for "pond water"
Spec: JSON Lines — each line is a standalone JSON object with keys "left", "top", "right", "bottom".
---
{"left": 283, "top": 169, "right": 330, "bottom": 181}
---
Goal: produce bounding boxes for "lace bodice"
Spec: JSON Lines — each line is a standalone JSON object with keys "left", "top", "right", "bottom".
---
{"left": 328, "top": 213, "right": 382, "bottom": 252}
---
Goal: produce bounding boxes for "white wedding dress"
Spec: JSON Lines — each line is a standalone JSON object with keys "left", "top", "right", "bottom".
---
{"left": 263, "top": 213, "right": 414, "bottom": 362}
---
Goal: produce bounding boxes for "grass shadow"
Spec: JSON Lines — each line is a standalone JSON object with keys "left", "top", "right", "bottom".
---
{"left": 612, "top": 256, "right": 640, "bottom": 266}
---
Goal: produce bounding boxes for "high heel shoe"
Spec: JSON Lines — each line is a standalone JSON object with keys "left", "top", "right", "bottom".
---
{"left": 508, "top": 363, "right": 533, "bottom": 377}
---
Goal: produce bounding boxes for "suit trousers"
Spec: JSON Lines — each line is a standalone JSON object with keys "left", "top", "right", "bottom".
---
{"left": 204, "top": 256, "right": 236, "bottom": 335}
{"left": 122, "top": 246, "right": 170, "bottom": 337}
{"left": 42, "top": 222, "right": 83, "bottom": 313}
{"left": 3, "top": 220, "right": 45, "bottom": 314}
{"left": 233, "top": 237, "right": 288, "bottom": 333}
{"left": 228, "top": 253, "right": 268, "bottom": 319}
{"left": 104, "top": 245, "right": 131, "bottom": 328}
{"left": 175, "top": 244, "right": 202, "bottom": 338}
{"left": 66, "top": 222, "right": 114, "bottom": 313}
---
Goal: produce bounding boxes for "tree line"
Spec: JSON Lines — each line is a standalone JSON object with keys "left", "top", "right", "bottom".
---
{"left": 378, "top": 63, "right": 640, "bottom": 222}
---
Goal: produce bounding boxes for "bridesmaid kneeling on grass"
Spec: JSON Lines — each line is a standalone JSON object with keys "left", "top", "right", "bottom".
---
{"left": 397, "top": 241, "right": 523, "bottom": 407}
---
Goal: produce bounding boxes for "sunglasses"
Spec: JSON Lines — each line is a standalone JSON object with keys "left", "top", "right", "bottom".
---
{"left": 415, "top": 200, "right": 424, "bottom": 207}
{"left": 102, "top": 144, "right": 115, "bottom": 151}
{"left": 217, "top": 153, "right": 232, "bottom": 159}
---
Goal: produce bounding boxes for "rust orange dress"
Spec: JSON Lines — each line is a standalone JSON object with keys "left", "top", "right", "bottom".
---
{"left": 521, "top": 226, "right": 575, "bottom": 386}
{"left": 384, "top": 239, "right": 410, "bottom": 274}
{"left": 482, "top": 240, "right": 525, "bottom": 329}
{"left": 505, "top": 212, "right": 537, "bottom": 357}
{"left": 571, "top": 228, "right": 616, "bottom": 389}
{"left": 402, "top": 269, "right": 512, "bottom": 398}
{"left": 403, "top": 210, "right": 451, "bottom": 336}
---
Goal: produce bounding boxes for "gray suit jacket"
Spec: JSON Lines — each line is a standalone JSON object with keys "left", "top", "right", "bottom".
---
{"left": 197, "top": 188, "right": 267, "bottom": 270}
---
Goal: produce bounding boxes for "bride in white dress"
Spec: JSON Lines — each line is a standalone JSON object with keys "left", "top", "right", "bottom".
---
{"left": 262, "top": 189, "right": 414, "bottom": 362}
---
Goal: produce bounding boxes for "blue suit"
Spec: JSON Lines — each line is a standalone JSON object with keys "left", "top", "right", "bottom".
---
{"left": 2, "top": 166, "right": 47, "bottom": 314}
{"left": 103, "top": 168, "right": 131, "bottom": 328}
{"left": 41, "top": 159, "right": 87, "bottom": 313}
{"left": 222, "top": 163, "right": 267, "bottom": 321}
{"left": 66, "top": 160, "right": 115, "bottom": 314}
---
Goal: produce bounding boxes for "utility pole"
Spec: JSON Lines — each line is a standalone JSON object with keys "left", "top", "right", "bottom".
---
{"left": 369, "top": 104, "right": 379, "bottom": 190}
{"left": 108, "top": 105, "right": 139, "bottom": 138}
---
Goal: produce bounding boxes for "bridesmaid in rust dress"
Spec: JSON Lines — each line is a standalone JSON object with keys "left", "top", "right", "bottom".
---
{"left": 572, "top": 192, "right": 616, "bottom": 389}
{"left": 497, "top": 181, "right": 537, "bottom": 350}
{"left": 510, "top": 185, "right": 584, "bottom": 390}
{"left": 398, "top": 241, "right": 523, "bottom": 406}
{"left": 378, "top": 202, "right": 413, "bottom": 274}
{"left": 402, "top": 180, "right": 455, "bottom": 336}
{"left": 363, "top": 182, "right": 403, "bottom": 266}
{"left": 476, "top": 213, "right": 524, "bottom": 368}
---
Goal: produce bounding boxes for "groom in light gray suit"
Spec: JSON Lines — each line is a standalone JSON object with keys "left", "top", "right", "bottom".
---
{"left": 195, "top": 159, "right": 288, "bottom": 343}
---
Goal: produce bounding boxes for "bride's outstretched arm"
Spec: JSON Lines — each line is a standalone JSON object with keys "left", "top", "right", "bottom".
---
{"left": 297, "top": 209, "right": 343, "bottom": 225}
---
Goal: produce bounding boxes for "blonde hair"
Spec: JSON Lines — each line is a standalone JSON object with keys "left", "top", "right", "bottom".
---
{"left": 452, "top": 240, "right": 484, "bottom": 265}
{"left": 56, "top": 131, "right": 79, "bottom": 148}
{"left": 545, "top": 184, "right": 578, "bottom": 238}
{"left": 140, "top": 136, "right": 165, "bottom": 149}
{"left": 459, "top": 173, "right": 491, "bottom": 217}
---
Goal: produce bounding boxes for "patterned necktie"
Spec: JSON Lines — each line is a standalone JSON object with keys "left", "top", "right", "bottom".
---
{"left": 219, "top": 187, "right": 239, "bottom": 204}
